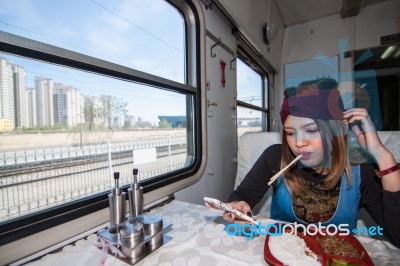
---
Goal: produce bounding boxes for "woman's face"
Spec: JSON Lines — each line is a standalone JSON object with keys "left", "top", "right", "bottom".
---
{"left": 283, "top": 115, "right": 325, "bottom": 169}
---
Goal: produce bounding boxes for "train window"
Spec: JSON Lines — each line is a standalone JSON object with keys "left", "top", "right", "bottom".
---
{"left": 0, "top": 0, "right": 202, "bottom": 243}
{"left": 236, "top": 58, "right": 269, "bottom": 136}
{"left": 0, "top": 0, "right": 185, "bottom": 83}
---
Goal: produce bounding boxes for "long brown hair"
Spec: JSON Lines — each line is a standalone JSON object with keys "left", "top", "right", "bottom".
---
{"left": 281, "top": 119, "right": 352, "bottom": 195}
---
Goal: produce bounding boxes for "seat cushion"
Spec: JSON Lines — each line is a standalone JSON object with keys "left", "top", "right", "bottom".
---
{"left": 234, "top": 132, "right": 281, "bottom": 218}
{"left": 377, "top": 131, "right": 400, "bottom": 162}
{"left": 234, "top": 132, "right": 282, "bottom": 188}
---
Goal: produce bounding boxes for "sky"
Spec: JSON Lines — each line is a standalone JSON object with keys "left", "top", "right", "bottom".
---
{"left": 236, "top": 58, "right": 265, "bottom": 121}
{"left": 237, "top": 59, "right": 263, "bottom": 108}
{"left": 0, "top": 0, "right": 187, "bottom": 124}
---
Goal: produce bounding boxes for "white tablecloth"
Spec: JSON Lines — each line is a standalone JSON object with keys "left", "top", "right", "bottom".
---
{"left": 26, "top": 200, "right": 400, "bottom": 266}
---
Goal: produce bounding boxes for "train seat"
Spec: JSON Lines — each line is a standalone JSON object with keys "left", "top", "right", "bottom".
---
{"left": 234, "top": 131, "right": 281, "bottom": 219}
{"left": 377, "top": 131, "right": 400, "bottom": 163}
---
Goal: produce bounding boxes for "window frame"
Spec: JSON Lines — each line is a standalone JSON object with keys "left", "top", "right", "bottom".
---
{"left": 0, "top": 0, "right": 207, "bottom": 247}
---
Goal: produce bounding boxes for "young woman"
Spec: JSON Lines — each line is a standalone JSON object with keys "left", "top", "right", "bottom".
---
{"left": 221, "top": 78, "right": 400, "bottom": 248}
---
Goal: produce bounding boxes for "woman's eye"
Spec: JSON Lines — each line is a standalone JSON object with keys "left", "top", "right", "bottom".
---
{"left": 285, "top": 132, "right": 294, "bottom": 136}
{"left": 307, "top": 128, "right": 319, "bottom": 134}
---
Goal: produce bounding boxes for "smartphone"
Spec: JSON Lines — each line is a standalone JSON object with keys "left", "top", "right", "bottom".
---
{"left": 204, "top": 197, "right": 256, "bottom": 224}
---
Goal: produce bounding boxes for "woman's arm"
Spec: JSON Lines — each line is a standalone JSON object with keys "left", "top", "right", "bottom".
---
{"left": 345, "top": 108, "right": 400, "bottom": 247}
{"left": 343, "top": 108, "right": 400, "bottom": 192}
{"left": 360, "top": 164, "right": 400, "bottom": 248}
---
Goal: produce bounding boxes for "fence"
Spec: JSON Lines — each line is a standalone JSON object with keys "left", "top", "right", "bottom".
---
{"left": 0, "top": 137, "right": 188, "bottom": 222}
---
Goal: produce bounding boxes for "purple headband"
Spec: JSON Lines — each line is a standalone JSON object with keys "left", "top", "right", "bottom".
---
{"left": 280, "top": 84, "right": 344, "bottom": 124}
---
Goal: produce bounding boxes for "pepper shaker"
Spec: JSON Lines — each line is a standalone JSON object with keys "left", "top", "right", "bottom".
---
{"left": 128, "top": 168, "right": 143, "bottom": 217}
{"left": 108, "top": 172, "right": 126, "bottom": 232}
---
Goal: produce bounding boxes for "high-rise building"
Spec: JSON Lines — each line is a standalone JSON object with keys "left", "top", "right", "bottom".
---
{"left": 35, "top": 77, "right": 54, "bottom": 127}
{"left": 26, "top": 88, "right": 37, "bottom": 128}
{"left": 0, "top": 58, "right": 16, "bottom": 126}
{"left": 65, "top": 86, "right": 83, "bottom": 128}
{"left": 53, "top": 84, "right": 83, "bottom": 128}
{"left": 53, "top": 83, "right": 67, "bottom": 126}
{"left": 0, "top": 57, "right": 28, "bottom": 129}
{"left": 13, "top": 64, "right": 28, "bottom": 129}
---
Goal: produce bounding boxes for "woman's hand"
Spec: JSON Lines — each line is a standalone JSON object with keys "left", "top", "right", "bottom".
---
{"left": 222, "top": 201, "right": 252, "bottom": 224}
{"left": 343, "top": 108, "right": 385, "bottom": 161}
{"left": 205, "top": 200, "right": 252, "bottom": 225}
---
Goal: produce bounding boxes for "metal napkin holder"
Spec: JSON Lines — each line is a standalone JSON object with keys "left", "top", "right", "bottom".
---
{"left": 97, "top": 215, "right": 172, "bottom": 265}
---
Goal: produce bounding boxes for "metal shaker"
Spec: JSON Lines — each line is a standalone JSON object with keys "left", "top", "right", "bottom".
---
{"left": 120, "top": 222, "right": 145, "bottom": 258}
{"left": 130, "top": 215, "right": 163, "bottom": 247}
{"left": 108, "top": 172, "right": 126, "bottom": 233}
{"left": 128, "top": 168, "right": 143, "bottom": 217}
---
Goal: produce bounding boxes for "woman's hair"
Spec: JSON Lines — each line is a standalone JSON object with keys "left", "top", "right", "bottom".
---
{"left": 279, "top": 78, "right": 351, "bottom": 195}
{"left": 281, "top": 119, "right": 352, "bottom": 195}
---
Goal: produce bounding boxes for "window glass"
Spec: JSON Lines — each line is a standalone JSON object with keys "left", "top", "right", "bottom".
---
{"left": 236, "top": 57, "right": 268, "bottom": 135}
{"left": 237, "top": 59, "right": 263, "bottom": 108}
{"left": 0, "top": 0, "right": 185, "bottom": 82}
{"left": 0, "top": 53, "right": 191, "bottom": 222}
{"left": 237, "top": 106, "right": 262, "bottom": 137}
{"left": 0, "top": 1, "right": 195, "bottom": 224}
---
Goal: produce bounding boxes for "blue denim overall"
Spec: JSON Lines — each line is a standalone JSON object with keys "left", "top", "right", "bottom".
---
{"left": 271, "top": 166, "right": 361, "bottom": 230}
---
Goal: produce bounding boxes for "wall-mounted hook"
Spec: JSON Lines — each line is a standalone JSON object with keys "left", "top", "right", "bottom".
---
{"left": 207, "top": 99, "right": 217, "bottom": 117}
{"left": 210, "top": 37, "right": 221, "bottom": 58}
{"left": 230, "top": 56, "right": 237, "bottom": 70}
{"left": 207, "top": 167, "right": 214, "bottom": 175}
{"left": 207, "top": 100, "right": 218, "bottom": 107}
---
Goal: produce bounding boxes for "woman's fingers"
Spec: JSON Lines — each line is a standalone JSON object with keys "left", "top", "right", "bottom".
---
{"left": 204, "top": 202, "right": 218, "bottom": 209}
{"left": 205, "top": 201, "right": 238, "bottom": 222}
{"left": 344, "top": 108, "right": 385, "bottom": 160}
{"left": 343, "top": 108, "right": 375, "bottom": 132}
{"left": 223, "top": 212, "right": 253, "bottom": 225}
{"left": 221, "top": 201, "right": 252, "bottom": 224}
{"left": 343, "top": 108, "right": 368, "bottom": 123}
{"left": 351, "top": 124, "right": 367, "bottom": 149}
{"left": 229, "top": 201, "right": 251, "bottom": 211}
{"left": 223, "top": 212, "right": 236, "bottom": 222}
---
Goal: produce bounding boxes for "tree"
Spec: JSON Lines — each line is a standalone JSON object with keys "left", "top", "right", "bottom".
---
{"left": 101, "top": 95, "right": 128, "bottom": 129}
{"left": 123, "top": 120, "right": 133, "bottom": 129}
{"left": 135, "top": 117, "right": 152, "bottom": 128}
{"left": 159, "top": 119, "right": 172, "bottom": 128}
{"left": 83, "top": 98, "right": 102, "bottom": 131}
